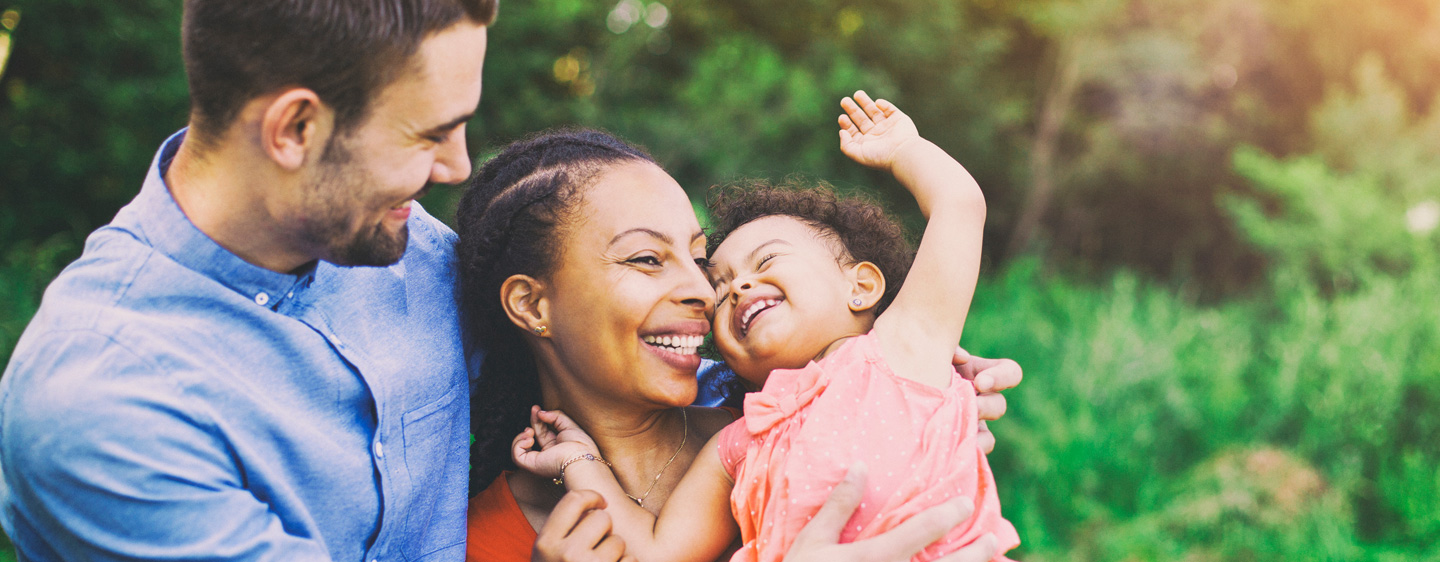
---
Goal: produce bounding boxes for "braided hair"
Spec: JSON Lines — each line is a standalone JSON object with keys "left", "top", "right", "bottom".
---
{"left": 457, "top": 128, "right": 656, "bottom": 494}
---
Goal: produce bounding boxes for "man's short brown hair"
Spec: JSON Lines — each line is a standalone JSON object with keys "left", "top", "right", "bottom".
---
{"left": 181, "top": 0, "right": 497, "bottom": 147}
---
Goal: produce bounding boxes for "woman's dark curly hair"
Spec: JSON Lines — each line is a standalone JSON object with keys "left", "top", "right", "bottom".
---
{"left": 705, "top": 179, "right": 915, "bottom": 316}
{"left": 456, "top": 128, "right": 656, "bottom": 495}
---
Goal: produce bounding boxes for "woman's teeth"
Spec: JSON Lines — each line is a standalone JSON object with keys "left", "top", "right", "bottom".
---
{"left": 642, "top": 334, "right": 703, "bottom": 355}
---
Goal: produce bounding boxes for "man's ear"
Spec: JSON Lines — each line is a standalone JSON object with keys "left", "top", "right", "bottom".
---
{"left": 259, "top": 88, "right": 330, "bottom": 171}
{"left": 846, "top": 261, "right": 886, "bottom": 313}
{"left": 500, "top": 274, "right": 552, "bottom": 337}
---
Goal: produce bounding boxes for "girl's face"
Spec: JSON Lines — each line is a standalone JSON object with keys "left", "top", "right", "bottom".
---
{"left": 541, "top": 161, "right": 714, "bottom": 409}
{"left": 708, "top": 215, "right": 873, "bottom": 384}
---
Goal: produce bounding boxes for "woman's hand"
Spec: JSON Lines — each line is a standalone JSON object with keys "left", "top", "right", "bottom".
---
{"left": 784, "top": 464, "right": 999, "bottom": 562}
{"left": 953, "top": 348, "right": 1022, "bottom": 454}
{"left": 532, "top": 490, "right": 635, "bottom": 562}
{"left": 513, "top": 406, "right": 603, "bottom": 478}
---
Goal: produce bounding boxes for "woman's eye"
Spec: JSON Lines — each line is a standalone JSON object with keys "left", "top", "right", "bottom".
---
{"left": 628, "top": 256, "right": 663, "bottom": 267}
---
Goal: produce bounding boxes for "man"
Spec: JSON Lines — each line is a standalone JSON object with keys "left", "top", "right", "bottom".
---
{"left": 0, "top": 1, "right": 494, "bottom": 558}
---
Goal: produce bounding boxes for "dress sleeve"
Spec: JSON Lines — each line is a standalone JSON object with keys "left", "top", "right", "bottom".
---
{"left": 715, "top": 418, "right": 751, "bottom": 479}
{"left": 0, "top": 331, "right": 331, "bottom": 560}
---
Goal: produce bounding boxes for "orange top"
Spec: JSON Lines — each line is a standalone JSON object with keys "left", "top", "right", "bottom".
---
{"left": 466, "top": 472, "right": 536, "bottom": 562}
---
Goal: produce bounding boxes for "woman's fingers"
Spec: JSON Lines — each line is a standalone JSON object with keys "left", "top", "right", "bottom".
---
{"left": 968, "top": 357, "right": 1022, "bottom": 393}
{"left": 592, "top": 534, "right": 628, "bottom": 562}
{"left": 791, "top": 462, "right": 868, "bottom": 550}
{"left": 532, "top": 490, "right": 612, "bottom": 562}
{"left": 976, "top": 392, "right": 1007, "bottom": 422}
{"left": 845, "top": 497, "right": 975, "bottom": 561}
{"left": 933, "top": 534, "right": 997, "bottom": 562}
{"left": 976, "top": 421, "right": 995, "bottom": 454}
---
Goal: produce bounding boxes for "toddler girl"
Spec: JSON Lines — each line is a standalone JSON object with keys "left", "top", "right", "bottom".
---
{"left": 512, "top": 91, "right": 1019, "bottom": 562}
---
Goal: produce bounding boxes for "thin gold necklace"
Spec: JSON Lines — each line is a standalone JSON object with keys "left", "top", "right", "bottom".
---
{"left": 627, "top": 408, "right": 688, "bottom": 507}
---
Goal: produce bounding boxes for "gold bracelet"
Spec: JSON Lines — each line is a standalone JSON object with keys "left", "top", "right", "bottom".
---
{"left": 554, "top": 453, "right": 611, "bottom": 486}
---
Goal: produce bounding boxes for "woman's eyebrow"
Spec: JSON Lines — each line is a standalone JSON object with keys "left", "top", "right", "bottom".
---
{"left": 608, "top": 228, "right": 671, "bottom": 247}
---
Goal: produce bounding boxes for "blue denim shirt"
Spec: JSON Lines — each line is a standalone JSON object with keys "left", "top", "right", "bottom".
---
{"left": 0, "top": 131, "right": 472, "bottom": 561}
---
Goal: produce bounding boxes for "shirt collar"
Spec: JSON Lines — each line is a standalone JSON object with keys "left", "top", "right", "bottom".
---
{"left": 117, "top": 129, "right": 312, "bottom": 308}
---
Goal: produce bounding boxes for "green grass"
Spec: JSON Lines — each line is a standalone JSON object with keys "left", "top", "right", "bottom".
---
{"left": 964, "top": 259, "right": 1440, "bottom": 561}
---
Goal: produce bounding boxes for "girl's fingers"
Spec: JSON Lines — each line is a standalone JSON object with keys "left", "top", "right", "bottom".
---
{"left": 853, "top": 90, "right": 885, "bottom": 124}
{"left": 841, "top": 96, "right": 875, "bottom": 133}
{"left": 876, "top": 98, "right": 898, "bottom": 117}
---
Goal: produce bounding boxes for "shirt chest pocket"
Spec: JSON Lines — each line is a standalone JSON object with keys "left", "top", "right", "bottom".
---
{"left": 400, "top": 384, "right": 466, "bottom": 558}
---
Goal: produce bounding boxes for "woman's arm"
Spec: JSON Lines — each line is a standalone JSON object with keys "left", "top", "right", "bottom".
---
{"left": 838, "top": 90, "right": 987, "bottom": 389}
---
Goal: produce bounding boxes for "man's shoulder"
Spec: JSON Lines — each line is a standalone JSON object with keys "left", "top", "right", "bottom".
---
{"left": 24, "top": 225, "right": 235, "bottom": 339}
{"left": 405, "top": 200, "right": 458, "bottom": 259}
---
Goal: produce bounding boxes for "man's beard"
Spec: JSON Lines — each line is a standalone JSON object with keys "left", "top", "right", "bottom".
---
{"left": 301, "top": 135, "right": 411, "bottom": 267}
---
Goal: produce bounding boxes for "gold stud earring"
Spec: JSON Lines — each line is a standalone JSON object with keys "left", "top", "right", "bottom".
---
{"left": 533, "top": 326, "right": 548, "bottom": 336}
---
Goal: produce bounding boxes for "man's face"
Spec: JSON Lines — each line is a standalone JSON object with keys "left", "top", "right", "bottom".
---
{"left": 300, "top": 22, "right": 488, "bottom": 267}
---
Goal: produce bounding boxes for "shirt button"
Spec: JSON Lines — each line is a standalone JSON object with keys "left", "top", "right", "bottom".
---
{"left": 329, "top": 334, "right": 342, "bottom": 347}
{"left": 254, "top": 292, "right": 270, "bottom": 306}
{"left": 374, "top": 441, "right": 384, "bottom": 458}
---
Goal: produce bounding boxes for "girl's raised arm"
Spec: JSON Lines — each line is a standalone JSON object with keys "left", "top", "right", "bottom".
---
{"left": 838, "top": 91, "right": 986, "bottom": 389}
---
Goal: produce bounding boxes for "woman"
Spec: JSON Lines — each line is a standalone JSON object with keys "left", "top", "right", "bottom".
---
{"left": 457, "top": 130, "right": 1020, "bottom": 562}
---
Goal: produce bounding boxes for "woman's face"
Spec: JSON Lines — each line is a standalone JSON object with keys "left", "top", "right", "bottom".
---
{"left": 541, "top": 161, "right": 713, "bottom": 408}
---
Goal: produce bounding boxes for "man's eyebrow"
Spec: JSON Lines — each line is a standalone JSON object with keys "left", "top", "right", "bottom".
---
{"left": 424, "top": 112, "right": 475, "bottom": 136}
{"left": 609, "top": 228, "right": 673, "bottom": 247}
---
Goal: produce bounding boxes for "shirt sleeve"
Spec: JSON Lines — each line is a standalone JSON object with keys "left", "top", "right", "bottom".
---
{"left": 0, "top": 330, "right": 332, "bottom": 561}
{"left": 714, "top": 418, "right": 750, "bottom": 479}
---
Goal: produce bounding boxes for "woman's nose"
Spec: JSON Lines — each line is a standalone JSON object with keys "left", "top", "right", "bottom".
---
{"left": 679, "top": 262, "right": 716, "bottom": 311}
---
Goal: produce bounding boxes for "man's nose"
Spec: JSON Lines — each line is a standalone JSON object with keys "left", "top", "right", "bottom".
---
{"left": 431, "top": 131, "right": 472, "bottom": 184}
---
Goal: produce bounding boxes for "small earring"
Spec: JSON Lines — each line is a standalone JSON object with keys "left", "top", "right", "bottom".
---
{"left": 532, "top": 326, "right": 548, "bottom": 336}
{"left": 851, "top": 298, "right": 864, "bottom": 307}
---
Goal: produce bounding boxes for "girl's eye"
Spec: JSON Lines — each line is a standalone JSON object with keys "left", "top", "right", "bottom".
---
{"left": 757, "top": 253, "right": 779, "bottom": 268}
{"left": 694, "top": 257, "right": 712, "bottom": 268}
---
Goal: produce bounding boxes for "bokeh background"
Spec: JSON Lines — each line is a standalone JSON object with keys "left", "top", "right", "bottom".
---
{"left": 3, "top": 0, "right": 1440, "bottom": 559}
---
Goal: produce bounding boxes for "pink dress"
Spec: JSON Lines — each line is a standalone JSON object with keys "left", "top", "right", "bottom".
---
{"left": 717, "top": 331, "right": 1019, "bottom": 562}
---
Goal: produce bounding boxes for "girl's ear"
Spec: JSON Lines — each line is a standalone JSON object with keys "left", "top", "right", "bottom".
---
{"left": 500, "top": 274, "right": 552, "bottom": 337}
{"left": 846, "top": 261, "right": 886, "bottom": 313}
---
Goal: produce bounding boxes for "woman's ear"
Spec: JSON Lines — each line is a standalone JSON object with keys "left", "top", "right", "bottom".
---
{"left": 846, "top": 261, "right": 886, "bottom": 313}
{"left": 259, "top": 87, "right": 330, "bottom": 171}
{"left": 500, "top": 274, "right": 551, "bottom": 337}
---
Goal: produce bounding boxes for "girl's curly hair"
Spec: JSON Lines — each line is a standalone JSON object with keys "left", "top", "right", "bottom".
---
{"left": 705, "top": 179, "right": 915, "bottom": 316}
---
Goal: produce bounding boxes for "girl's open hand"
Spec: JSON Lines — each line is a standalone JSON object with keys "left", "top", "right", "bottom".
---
{"left": 512, "top": 405, "right": 601, "bottom": 478}
{"left": 838, "top": 90, "right": 920, "bottom": 171}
